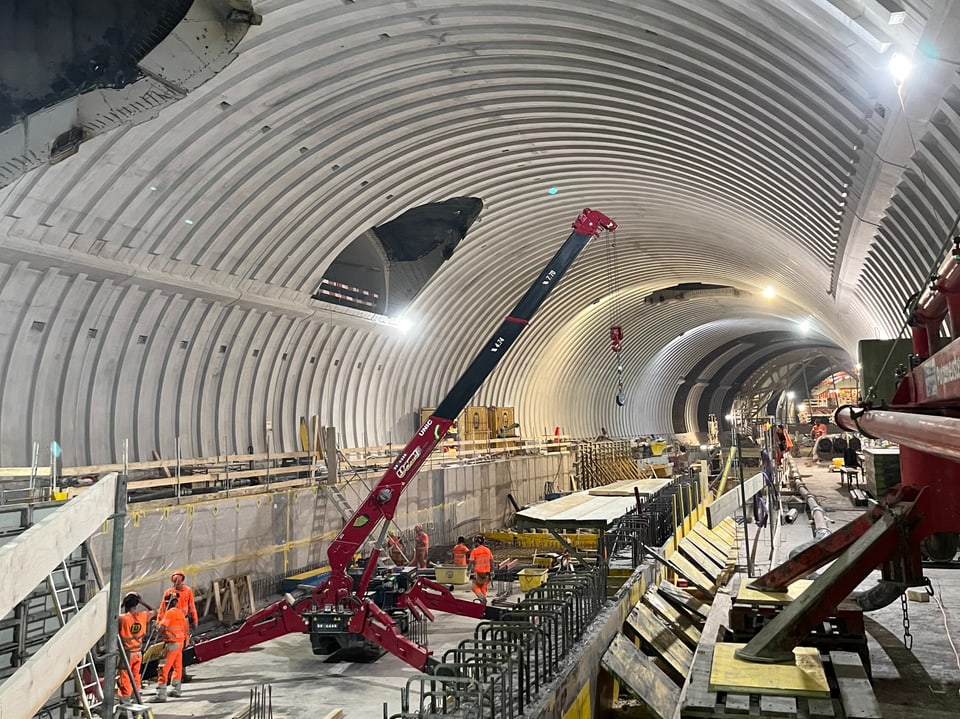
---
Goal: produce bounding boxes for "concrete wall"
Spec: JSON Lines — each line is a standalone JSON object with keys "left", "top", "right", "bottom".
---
{"left": 92, "top": 452, "right": 572, "bottom": 604}
{"left": 525, "top": 564, "right": 655, "bottom": 719}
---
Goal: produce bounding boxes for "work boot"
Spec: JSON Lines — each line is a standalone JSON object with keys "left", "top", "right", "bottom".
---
{"left": 170, "top": 680, "right": 182, "bottom": 698}
{"left": 151, "top": 685, "right": 167, "bottom": 703}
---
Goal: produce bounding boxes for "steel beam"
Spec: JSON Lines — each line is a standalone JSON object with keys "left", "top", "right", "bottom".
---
{"left": 736, "top": 503, "right": 912, "bottom": 663}
{"left": 748, "top": 505, "right": 883, "bottom": 592}
{"left": 835, "top": 406, "right": 960, "bottom": 462}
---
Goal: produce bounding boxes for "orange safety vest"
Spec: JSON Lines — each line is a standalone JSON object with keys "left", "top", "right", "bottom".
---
{"left": 159, "top": 607, "right": 189, "bottom": 644}
{"left": 119, "top": 610, "right": 151, "bottom": 653}
{"left": 159, "top": 584, "right": 198, "bottom": 624}
{"left": 469, "top": 545, "right": 493, "bottom": 573}
{"left": 452, "top": 543, "right": 469, "bottom": 566}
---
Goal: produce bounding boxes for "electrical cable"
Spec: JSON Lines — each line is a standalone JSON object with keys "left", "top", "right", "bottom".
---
{"left": 932, "top": 580, "right": 960, "bottom": 695}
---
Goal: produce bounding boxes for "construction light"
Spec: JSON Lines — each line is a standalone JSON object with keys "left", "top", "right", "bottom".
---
{"left": 889, "top": 52, "right": 912, "bottom": 85}
{"left": 762, "top": 286, "right": 775, "bottom": 299}
{"left": 798, "top": 318, "right": 811, "bottom": 335}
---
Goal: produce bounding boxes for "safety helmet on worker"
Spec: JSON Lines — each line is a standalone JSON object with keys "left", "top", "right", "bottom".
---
{"left": 171, "top": 571, "right": 185, "bottom": 583}
{"left": 415, "top": 524, "right": 423, "bottom": 532}
{"left": 474, "top": 535, "right": 485, "bottom": 545}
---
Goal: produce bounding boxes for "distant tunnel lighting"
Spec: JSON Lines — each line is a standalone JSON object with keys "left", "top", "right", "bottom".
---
{"left": 762, "top": 286, "right": 775, "bottom": 299}
{"left": 798, "top": 318, "right": 811, "bottom": 335}
{"left": 547, "top": 187, "right": 559, "bottom": 195}
{"left": 395, "top": 316, "right": 413, "bottom": 333}
{"left": 184, "top": 219, "right": 194, "bottom": 225}
{"left": 149, "top": 186, "right": 158, "bottom": 191}
{"left": 725, "top": 414, "right": 733, "bottom": 421}
{"left": 889, "top": 52, "right": 912, "bottom": 85}
{"left": 798, "top": 403, "right": 807, "bottom": 412}
{"left": 786, "top": 391, "right": 795, "bottom": 400}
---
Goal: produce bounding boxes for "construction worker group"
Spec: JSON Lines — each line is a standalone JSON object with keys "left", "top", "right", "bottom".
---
{"left": 117, "top": 570, "right": 198, "bottom": 703}
{"left": 385, "top": 528, "right": 494, "bottom": 602}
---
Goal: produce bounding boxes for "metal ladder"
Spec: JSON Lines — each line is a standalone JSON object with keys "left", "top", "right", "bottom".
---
{"left": 324, "top": 482, "right": 356, "bottom": 522}
{"left": 47, "top": 559, "right": 103, "bottom": 719}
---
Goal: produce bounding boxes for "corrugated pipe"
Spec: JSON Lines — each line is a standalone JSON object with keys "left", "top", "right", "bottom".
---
{"left": 784, "top": 459, "right": 829, "bottom": 552}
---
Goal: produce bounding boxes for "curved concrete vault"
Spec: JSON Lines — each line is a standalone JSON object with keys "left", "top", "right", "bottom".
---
{"left": 2, "top": 0, "right": 960, "bottom": 465}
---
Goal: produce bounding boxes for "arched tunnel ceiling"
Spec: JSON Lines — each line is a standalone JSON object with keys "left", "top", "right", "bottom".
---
{"left": 1, "top": 0, "right": 960, "bottom": 464}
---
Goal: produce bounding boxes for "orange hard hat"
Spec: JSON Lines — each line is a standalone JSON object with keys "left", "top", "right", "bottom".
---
{"left": 171, "top": 571, "right": 185, "bottom": 581}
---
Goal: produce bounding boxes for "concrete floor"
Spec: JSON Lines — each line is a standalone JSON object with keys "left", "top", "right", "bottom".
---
{"left": 746, "top": 455, "right": 960, "bottom": 719}
{"left": 144, "top": 457, "right": 960, "bottom": 719}
{"left": 142, "top": 585, "right": 515, "bottom": 718}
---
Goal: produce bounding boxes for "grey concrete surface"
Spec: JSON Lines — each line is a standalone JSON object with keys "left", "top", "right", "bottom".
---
{"left": 740, "top": 455, "right": 960, "bottom": 719}
{"left": 145, "top": 585, "right": 494, "bottom": 718}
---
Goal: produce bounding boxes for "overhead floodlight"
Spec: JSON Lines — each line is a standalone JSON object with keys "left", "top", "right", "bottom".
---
{"left": 762, "top": 285, "right": 775, "bottom": 299}
{"left": 394, "top": 316, "right": 413, "bottom": 333}
{"left": 786, "top": 391, "right": 795, "bottom": 400}
{"left": 889, "top": 52, "right": 912, "bottom": 85}
{"left": 798, "top": 403, "right": 807, "bottom": 412}
{"left": 725, "top": 414, "right": 733, "bottom": 421}
{"left": 798, "top": 318, "right": 811, "bottom": 335}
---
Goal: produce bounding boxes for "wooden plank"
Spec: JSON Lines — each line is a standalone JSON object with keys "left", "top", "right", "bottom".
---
{"left": 706, "top": 474, "right": 764, "bottom": 528}
{"left": 320, "top": 710, "right": 345, "bottom": 719}
{"left": 692, "top": 523, "right": 733, "bottom": 554}
{"left": 601, "top": 633, "right": 679, "bottom": 719}
{"left": 658, "top": 580, "right": 710, "bottom": 621}
{"left": 684, "top": 529, "right": 730, "bottom": 566}
{"left": 709, "top": 644, "right": 830, "bottom": 698}
{"left": 642, "top": 590, "right": 701, "bottom": 647}
{"left": 737, "top": 579, "right": 814, "bottom": 606}
{"left": 759, "top": 695, "right": 798, "bottom": 717}
{"left": 679, "top": 539, "right": 725, "bottom": 578}
{"left": 0, "top": 473, "right": 116, "bottom": 618}
{"left": 668, "top": 553, "right": 716, "bottom": 594}
{"left": 0, "top": 589, "right": 108, "bottom": 719}
{"left": 724, "top": 694, "right": 751, "bottom": 714}
{"left": 625, "top": 601, "right": 694, "bottom": 678}
{"left": 829, "top": 651, "right": 881, "bottom": 718}
{"left": 678, "top": 589, "right": 732, "bottom": 718}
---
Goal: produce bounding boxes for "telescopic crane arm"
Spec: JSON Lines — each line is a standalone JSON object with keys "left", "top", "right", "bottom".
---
{"left": 193, "top": 208, "right": 617, "bottom": 670}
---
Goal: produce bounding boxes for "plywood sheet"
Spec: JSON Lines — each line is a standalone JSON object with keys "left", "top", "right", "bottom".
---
{"left": 709, "top": 644, "right": 830, "bottom": 698}
{"left": 601, "top": 633, "right": 679, "bottom": 719}
{"left": 669, "top": 553, "right": 715, "bottom": 593}
{"left": 625, "top": 601, "right": 694, "bottom": 678}
{"left": 737, "top": 580, "right": 814, "bottom": 606}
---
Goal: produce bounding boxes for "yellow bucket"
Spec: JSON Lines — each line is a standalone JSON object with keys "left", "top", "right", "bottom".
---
{"left": 518, "top": 567, "right": 549, "bottom": 592}
{"left": 651, "top": 440, "right": 667, "bottom": 456}
{"left": 832, "top": 457, "right": 843, "bottom": 469}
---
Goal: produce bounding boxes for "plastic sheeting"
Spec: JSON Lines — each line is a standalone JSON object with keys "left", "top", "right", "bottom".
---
{"left": 91, "top": 453, "right": 572, "bottom": 607}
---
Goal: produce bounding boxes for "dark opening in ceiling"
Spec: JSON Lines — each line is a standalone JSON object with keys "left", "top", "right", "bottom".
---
{"left": 312, "top": 197, "right": 483, "bottom": 316}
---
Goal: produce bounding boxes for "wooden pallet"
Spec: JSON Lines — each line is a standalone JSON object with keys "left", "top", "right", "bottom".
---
{"left": 680, "top": 643, "right": 880, "bottom": 718}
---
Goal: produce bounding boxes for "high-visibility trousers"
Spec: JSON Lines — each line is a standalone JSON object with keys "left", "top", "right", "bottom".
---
{"left": 118, "top": 651, "right": 142, "bottom": 697}
{"left": 157, "top": 642, "right": 183, "bottom": 684}
{"left": 473, "top": 572, "right": 491, "bottom": 597}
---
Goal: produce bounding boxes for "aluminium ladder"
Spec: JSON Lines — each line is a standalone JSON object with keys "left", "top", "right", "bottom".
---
{"left": 46, "top": 559, "right": 103, "bottom": 719}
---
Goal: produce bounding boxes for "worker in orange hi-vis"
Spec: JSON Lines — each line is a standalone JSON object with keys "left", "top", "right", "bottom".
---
{"left": 117, "top": 592, "right": 155, "bottom": 699}
{"left": 387, "top": 530, "right": 406, "bottom": 565}
{"left": 452, "top": 536, "right": 470, "bottom": 566}
{"left": 468, "top": 535, "right": 494, "bottom": 604}
{"left": 158, "top": 571, "right": 198, "bottom": 629}
{"left": 152, "top": 595, "right": 189, "bottom": 702}
{"left": 414, "top": 525, "right": 430, "bottom": 568}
